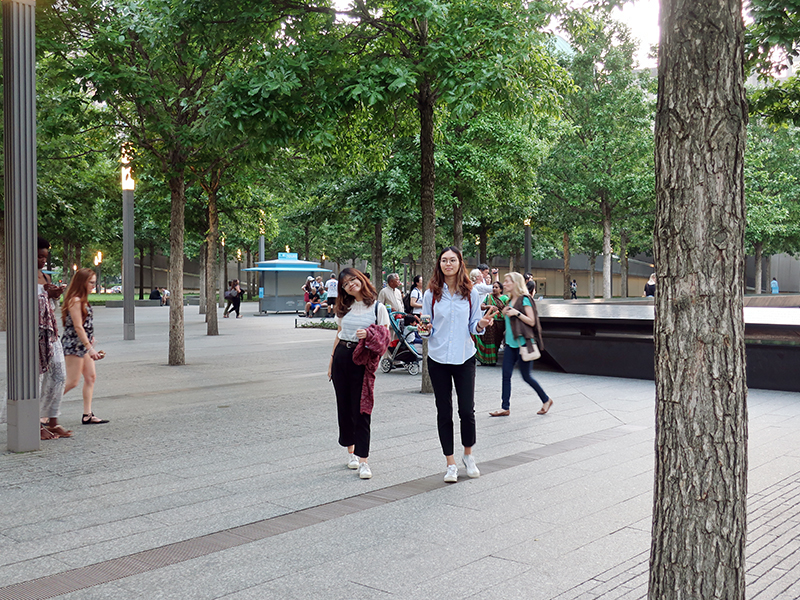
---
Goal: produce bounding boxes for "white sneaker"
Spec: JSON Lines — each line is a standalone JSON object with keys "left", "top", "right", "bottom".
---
{"left": 462, "top": 454, "right": 480, "bottom": 478}
{"left": 444, "top": 464, "right": 458, "bottom": 483}
{"left": 347, "top": 453, "right": 359, "bottom": 470}
{"left": 358, "top": 462, "right": 372, "bottom": 479}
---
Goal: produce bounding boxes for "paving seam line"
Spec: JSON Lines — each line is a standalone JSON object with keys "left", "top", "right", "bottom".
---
{"left": 0, "top": 424, "right": 645, "bottom": 600}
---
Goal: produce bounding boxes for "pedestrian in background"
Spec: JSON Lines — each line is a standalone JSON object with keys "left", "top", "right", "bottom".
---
{"left": 490, "top": 272, "right": 553, "bottom": 418}
{"left": 62, "top": 268, "right": 108, "bottom": 425}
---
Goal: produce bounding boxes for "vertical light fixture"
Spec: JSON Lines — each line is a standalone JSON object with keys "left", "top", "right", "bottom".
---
{"left": 121, "top": 145, "right": 135, "bottom": 340}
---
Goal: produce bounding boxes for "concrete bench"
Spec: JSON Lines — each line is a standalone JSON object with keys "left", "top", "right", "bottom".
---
{"left": 105, "top": 299, "right": 162, "bottom": 308}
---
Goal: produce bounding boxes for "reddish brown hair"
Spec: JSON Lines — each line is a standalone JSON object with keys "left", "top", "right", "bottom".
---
{"left": 335, "top": 268, "right": 377, "bottom": 318}
{"left": 427, "top": 246, "right": 472, "bottom": 302}
{"left": 62, "top": 268, "right": 94, "bottom": 326}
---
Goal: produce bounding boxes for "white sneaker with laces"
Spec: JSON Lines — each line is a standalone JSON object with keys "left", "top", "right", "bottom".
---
{"left": 462, "top": 454, "right": 480, "bottom": 478}
{"left": 358, "top": 462, "right": 372, "bottom": 479}
{"left": 347, "top": 454, "right": 359, "bottom": 470}
{"left": 444, "top": 464, "right": 458, "bottom": 483}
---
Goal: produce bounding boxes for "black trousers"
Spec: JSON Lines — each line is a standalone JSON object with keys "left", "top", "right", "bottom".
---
{"left": 427, "top": 356, "right": 476, "bottom": 456}
{"left": 331, "top": 342, "right": 371, "bottom": 458}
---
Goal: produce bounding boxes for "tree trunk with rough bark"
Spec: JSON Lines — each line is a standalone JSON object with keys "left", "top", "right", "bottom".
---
{"left": 199, "top": 241, "right": 207, "bottom": 315}
{"left": 649, "top": 1, "right": 748, "bottom": 597}
{"left": 588, "top": 251, "right": 596, "bottom": 299}
{"left": 563, "top": 232, "right": 571, "bottom": 300}
{"left": 765, "top": 254, "right": 772, "bottom": 290}
{"left": 371, "top": 221, "right": 382, "bottom": 289}
{"left": 138, "top": 246, "right": 145, "bottom": 299}
{"left": 620, "top": 230, "right": 629, "bottom": 298}
{"left": 453, "top": 191, "right": 463, "bottom": 252}
{"left": 418, "top": 71, "right": 436, "bottom": 395}
{"left": 149, "top": 243, "right": 155, "bottom": 291}
{"left": 478, "top": 224, "right": 488, "bottom": 265}
{"left": 601, "top": 196, "right": 612, "bottom": 299}
{"left": 206, "top": 192, "right": 219, "bottom": 333}
{"left": 168, "top": 174, "right": 186, "bottom": 365}
{"left": 753, "top": 242, "right": 762, "bottom": 294}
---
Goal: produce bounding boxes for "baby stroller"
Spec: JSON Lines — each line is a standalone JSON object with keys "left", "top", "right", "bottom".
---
{"left": 381, "top": 310, "right": 422, "bottom": 375}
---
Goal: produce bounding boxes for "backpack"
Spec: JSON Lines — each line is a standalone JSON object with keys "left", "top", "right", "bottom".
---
{"left": 403, "top": 289, "right": 413, "bottom": 313}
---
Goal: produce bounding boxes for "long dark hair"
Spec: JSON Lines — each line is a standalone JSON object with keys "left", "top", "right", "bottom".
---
{"left": 428, "top": 246, "right": 472, "bottom": 302}
{"left": 62, "top": 268, "right": 94, "bottom": 325}
{"left": 411, "top": 275, "right": 422, "bottom": 290}
{"left": 335, "top": 268, "right": 377, "bottom": 318}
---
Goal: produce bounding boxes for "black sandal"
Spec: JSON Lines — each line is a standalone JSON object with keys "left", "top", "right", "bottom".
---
{"left": 82, "top": 413, "right": 110, "bottom": 425}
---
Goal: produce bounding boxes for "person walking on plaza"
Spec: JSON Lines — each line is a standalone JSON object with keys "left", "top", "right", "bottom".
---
{"left": 418, "top": 247, "right": 495, "bottom": 483}
{"left": 570, "top": 279, "right": 578, "bottom": 299}
{"left": 229, "top": 279, "right": 243, "bottom": 318}
{"left": 62, "top": 268, "right": 108, "bottom": 425}
{"left": 475, "top": 281, "right": 508, "bottom": 366}
{"left": 328, "top": 268, "right": 390, "bottom": 480}
{"left": 644, "top": 273, "right": 656, "bottom": 297}
{"left": 771, "top": 277, "right": 780, "bottom": 294}
{"left": 377, "top": 273, "right": 403, "bottom": 313}
{"left": 38, "top": 237, "right": 70, "bottom": 439}
{"left": 489, "top": 272, "right": 553, "bottom": 418}
{"left": 325, "top": 273, "right": 338, "bottom": 317}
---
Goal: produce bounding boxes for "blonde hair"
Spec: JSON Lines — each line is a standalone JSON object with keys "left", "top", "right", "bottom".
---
{"left": 504, "top": 272, "right": 529, "bottom": 298}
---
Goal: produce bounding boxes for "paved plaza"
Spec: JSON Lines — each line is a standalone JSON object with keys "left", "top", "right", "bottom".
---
{"left": 1, "top": 303, "right": 799, "bottom": 599}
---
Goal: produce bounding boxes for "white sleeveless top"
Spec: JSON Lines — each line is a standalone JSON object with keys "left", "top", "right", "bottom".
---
{"left": 336, "top": 301, "right": 390, "bottom": 342}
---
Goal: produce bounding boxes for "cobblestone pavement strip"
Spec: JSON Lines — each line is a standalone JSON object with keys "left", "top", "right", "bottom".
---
{"left": 0, "top": 304, "right": 798, "bottom": 599}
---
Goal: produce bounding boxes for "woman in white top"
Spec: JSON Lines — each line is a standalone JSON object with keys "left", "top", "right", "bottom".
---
{"left": 328, "top": 268, "right": 390, "bottom": 480}
{"left": 409, "top": 275, "right": 423, "bottom": 315}
{"left": 419, "top": 247, "right": 495, "bottom": 483}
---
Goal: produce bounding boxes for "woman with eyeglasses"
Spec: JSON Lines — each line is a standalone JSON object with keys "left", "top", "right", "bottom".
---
{"left": 418, "top": 247, "right": 495, "bottom": 483}
{"left": 328, "top": 268, "right": 390, "bottom": 480}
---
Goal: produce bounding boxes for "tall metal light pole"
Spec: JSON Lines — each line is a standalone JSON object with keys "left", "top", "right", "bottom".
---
{"left": 524, "top": 218, "right": 532, "bottom": 275}
{"left": 4, "top": 0, "right": 39, "bottom": 451}
{"left": 121, "top": 148, "right": 135, "bottom": 340}
{"left": 94, "top": 251, "right": 102, "bottom": 293}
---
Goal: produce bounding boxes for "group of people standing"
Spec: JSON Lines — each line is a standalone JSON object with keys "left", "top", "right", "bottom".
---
{"left": 328, "top": 247, "right": 553, "bottom": 483}
{"left": 37, "top": 237, "right": 107, "bottom": 440}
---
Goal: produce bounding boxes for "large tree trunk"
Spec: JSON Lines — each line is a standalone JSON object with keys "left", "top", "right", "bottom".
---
{"left": 138, "top": 245, "right": 145, "bottom": 300}
{"left": 206, "top": 190, "right": 219, "bottom": 335}
{"left": 453, "top": 190, "right": 463, "bottom": 252}
{"left": 649, "top": 1, "right": 748, "bottom": 598}
{"left": 620, "top": 230, "right": 629, "bottom": 298}
{"left": 149, "top": 243, "right": 155, "bottom": 290}
{"left": 562, "top": 232, "right": 571, "bottom": 300}
{"left": 753, "top": 241, "right": 762, "bottom": 294}
{"left": 478, "top": 224, "right": 488, "bottom": 265}
{"left": 588, "top": 250, "right": 596, "bottom": 299}
{"left": 167, "top": 174, "right": 186, "bottom": 365}
{"left": 418, "top": 71, "right": 436, "bottom": 395}
{"left": 601, "top": 196, "right": 612, "bottom": 299}
{"left": 765, "top": 254, "right": 772, "bottom": 291}
{"left": 371, "top": 221, "right": 382, "bottom": 289}
{"left": 199, "top": 242, "right": 207, "bottom": 315}
{"left": 62, "top": 239, "right": 71, "bottom": 283}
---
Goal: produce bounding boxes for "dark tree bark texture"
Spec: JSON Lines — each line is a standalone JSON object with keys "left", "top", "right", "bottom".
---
{"left": 418, "top": 74, "right": 436, "bottom": 395}
{"left": 205, "top": 192, "right": 219, "bottom": 335}
{"left": 168, "top": 173, "right": 186, "bottom": 365}
{"left": 562, "top": 232, "right": 571, "bottom": 300}
{"left": 649, "top": 1, "right": 748, "bottom": 599}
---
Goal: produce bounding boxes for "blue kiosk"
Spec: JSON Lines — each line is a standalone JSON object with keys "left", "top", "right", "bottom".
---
{"left": 244, "top": 253, "right": 331, "bottom": 313}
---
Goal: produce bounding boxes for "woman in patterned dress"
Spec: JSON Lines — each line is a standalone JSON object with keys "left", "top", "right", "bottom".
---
{"left": 62, "top": 268, "right": 108, "bottom": 424}
{"left": 475, "top": 281, "right": 508, "bottom": 366}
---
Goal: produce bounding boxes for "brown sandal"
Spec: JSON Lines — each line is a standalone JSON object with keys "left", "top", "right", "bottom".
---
{"left": 46, "top": 424, "right": 73, "bottom": 438}
{"left": 537, "top": 399, "right": 553, "bottom": 415}
{"left": 40, "top": 425, "right": 60, "bottom": 440}
{"left": 489, "top": 409, "right": 510, "bottom": 417}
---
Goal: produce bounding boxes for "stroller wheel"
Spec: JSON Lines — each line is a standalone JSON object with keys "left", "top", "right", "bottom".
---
{"left": 380, "top": 358, "right": 393, "bottom": 373}
{"left": 406, "top": 362, "right": 421, "bottom": 376}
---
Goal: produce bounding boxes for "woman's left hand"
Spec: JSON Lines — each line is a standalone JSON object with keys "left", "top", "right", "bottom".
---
{"left": 502, "top": 306, "right": 516, "bottom": 317}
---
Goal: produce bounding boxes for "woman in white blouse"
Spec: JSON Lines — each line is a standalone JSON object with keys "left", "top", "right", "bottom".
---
{"left": 328, "top": 268, "right": 390, "bottom": 480}
{"left": 419, "top": 247, "right": 495, "bottom": 483}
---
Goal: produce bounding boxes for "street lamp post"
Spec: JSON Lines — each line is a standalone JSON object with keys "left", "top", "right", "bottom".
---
{"left": 4, "top": 0, "right": 39, "bottom": 452}
{"left": 524, "top": 218, "right": 532, "bottom": 275}
{"left": 121, "top": 148, "right": 135, "bottom": 340}
{"left": 94, "top": 251, "right": 102, "bottom": 294}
